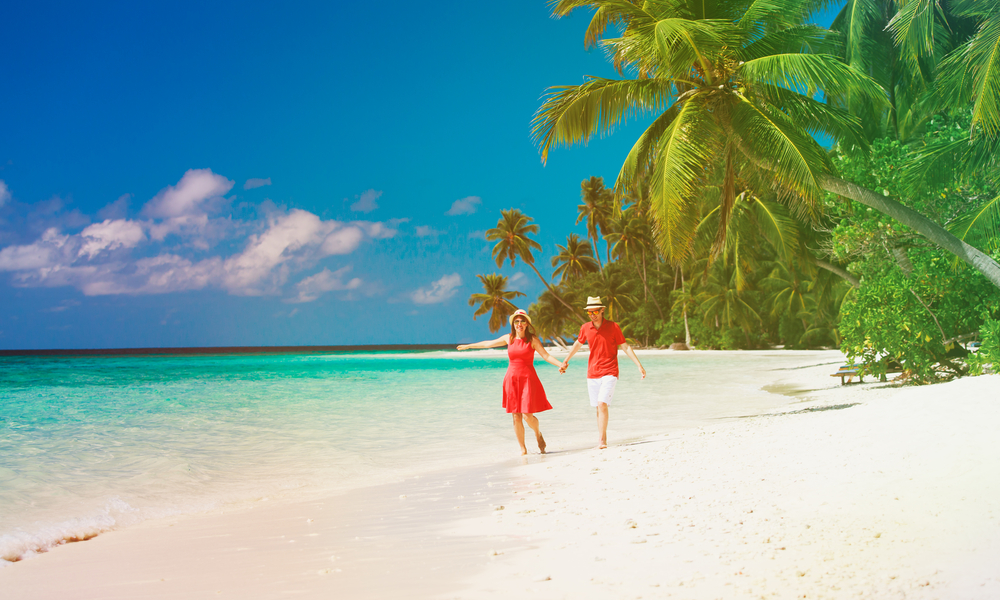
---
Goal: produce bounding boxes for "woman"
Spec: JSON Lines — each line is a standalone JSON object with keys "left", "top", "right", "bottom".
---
{"left": 457, "top": 309, "right": 563, "bottom": 455}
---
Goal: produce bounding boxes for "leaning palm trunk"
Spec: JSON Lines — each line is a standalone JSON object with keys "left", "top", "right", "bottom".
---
{"left": 525, "top": 261, "right": 587, "bottom": 323}
{"left": 820, "top": 175, "right": 1000, "bottom": 289}
{"left": 813, "top": 257, "right": 860, "bottom": 289}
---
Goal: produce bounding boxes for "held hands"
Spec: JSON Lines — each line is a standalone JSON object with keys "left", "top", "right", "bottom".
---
{"left": 558, "top": 360, "right": 568, "bottom": 374}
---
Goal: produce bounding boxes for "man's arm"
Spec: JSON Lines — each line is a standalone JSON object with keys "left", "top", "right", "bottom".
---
{"left": 619, "top": 342, "right": 646, "bottom": 379}
{"left": 559, "top": 340, "right": 584, "bottom": 373}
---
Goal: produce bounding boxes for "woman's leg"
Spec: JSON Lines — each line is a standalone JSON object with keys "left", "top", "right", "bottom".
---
{"left": 512, "top": 413, "right": 528, "bottom": 455}
{"left": 523, "top": 413, "right": 546, "bottom": 453}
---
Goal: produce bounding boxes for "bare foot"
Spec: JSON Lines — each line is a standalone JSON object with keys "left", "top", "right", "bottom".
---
{"left": 597, "top": 442, "right": 607, "bottom": 450}
{"left": 537, "top": 435, "right": 546, "bottom": 454}
{"left": 520, "top": 447, "right": 528, "bottom": 456}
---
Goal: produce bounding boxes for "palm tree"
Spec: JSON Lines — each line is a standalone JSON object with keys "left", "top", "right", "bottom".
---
{"left": 487, "top": 208, "right": 586, "bottom": 322}
{"left": 577, "top": 176, "right": 614, "bottom": 268}
{"left": 529, "top": 288, "right": 580, "bottom": 348}
{"left": 605, "top": 204, "right": 665, "bottom": 320}
{"left": 467, "top": 273, "right": 525, "bottom": 333}
{"left": 594, "top": 265, "right": 638, "bottom": 323}
{"left": 696, "top": 262, "right": 764, "bottom": 346}
{"left": 551, "top": 233, "right": 600, "bottom": 283}
{"left": 534, "top": 0, "right": 1000, "bottom": 289}
{"left": 830, "top": 0, "right": 972, "bottom": 142}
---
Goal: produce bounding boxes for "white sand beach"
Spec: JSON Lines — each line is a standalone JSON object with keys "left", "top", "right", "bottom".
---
{"left": 3, "top": 351, "right": 998, "bottom": 599}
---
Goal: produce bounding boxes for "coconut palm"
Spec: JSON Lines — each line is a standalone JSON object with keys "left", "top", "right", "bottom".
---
{"left": 696, "top": 262, "right": 764, "bottom": 345}
{"left": 467, "top": 273, "right": 525, "bottom": 333}
{"left": 551, "top": 233, "right": 600, "bottom": 283}
{"left": 487, "top": 208, "right": 586, "bottom": 322}
{"left": 830, "top": 0, "right": 974, "bottom": 141}
{"left": 605, "top": 204, "right": 665, "bottom": 319}
{"left": 578, "top": 176, "right": 615, "bottom": 268}
{"left": 535, "top": 0, "right": 1000, "bottom": 289}
{"left": 594, "top": 265, "right": 638, "bottom": 323}
{"left": 529, "top": 287, "right": 581, "bottom": 347}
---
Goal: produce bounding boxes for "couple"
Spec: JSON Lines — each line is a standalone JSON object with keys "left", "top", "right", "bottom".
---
{"left": 456, "top": 296, "right": 646, "bottom": 454}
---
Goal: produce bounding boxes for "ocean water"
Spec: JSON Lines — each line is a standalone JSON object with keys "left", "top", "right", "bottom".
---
{"left": 0, "top": 348, "right": 839, "bottom": 564}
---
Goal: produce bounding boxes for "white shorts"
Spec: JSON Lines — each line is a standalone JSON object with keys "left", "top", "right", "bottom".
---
{"left": 587, "top": 376, "right": 618, "bottom": 407}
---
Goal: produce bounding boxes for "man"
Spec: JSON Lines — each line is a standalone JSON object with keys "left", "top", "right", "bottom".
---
{"left": 559, "top": 296, "right": 646, "bottom": 449}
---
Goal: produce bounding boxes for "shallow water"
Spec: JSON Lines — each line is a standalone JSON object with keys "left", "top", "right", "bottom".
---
{"left": 0, "top": 348, "right": 840, "bottom": 563}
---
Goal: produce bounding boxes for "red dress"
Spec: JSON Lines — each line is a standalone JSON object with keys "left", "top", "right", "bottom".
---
{"left": 502, "top": 337, "right": 553, "bottom": 414}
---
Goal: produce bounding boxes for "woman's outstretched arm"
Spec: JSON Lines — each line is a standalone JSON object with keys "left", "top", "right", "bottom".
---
{"left": 457, "top": 334, "right": 510, "bottom": 351}
{"left": 530, "top": 337, "right": 565, "bottom": 370}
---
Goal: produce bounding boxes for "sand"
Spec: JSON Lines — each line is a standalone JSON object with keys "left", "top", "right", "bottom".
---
{"left": 3, "top": 352, "right": 998, "bottom": 599}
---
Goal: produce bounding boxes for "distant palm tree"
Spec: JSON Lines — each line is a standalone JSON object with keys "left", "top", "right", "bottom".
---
{"left": 551, "top": 233, "right": 600, "bottom": 283}
{"left": 468, "top": 273, "right": 525, "bottom": 333}
{"left": 487, "top": 208, "right": 586, "bottom": 322}
{"left": 577, "top": 176, "right": 614, "bottom": 268}
{"left": 594, "top": 266, "right": 637, "bottom": 323}
{"left": 697, "top": 262, "right": 763, "bottom": 345}
{"left": 529, "top": 287, "right": 580, "bottom": 348}
{"left": 605, "top": 205, "right": 664, "bottom": 320}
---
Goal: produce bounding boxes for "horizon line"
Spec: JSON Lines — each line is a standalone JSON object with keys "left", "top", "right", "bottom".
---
{"left": 0, "top": 344, "right": 458, "bottom": 358}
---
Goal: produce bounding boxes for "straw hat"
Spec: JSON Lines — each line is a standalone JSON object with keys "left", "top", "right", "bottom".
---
{"left": 509, "top": 309, "right": 532, "bottom": 325}
{"left": 585, "top": 296, "right": 605, "bottom": 310}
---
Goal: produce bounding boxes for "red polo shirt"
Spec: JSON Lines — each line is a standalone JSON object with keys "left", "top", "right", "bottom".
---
{"left": 577, "top": 319, "right": 626, "bottom": 378}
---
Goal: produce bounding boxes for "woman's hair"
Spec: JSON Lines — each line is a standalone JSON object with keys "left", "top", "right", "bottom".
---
{"left": 510, "top": 314, "right": 534, "bottom": 344}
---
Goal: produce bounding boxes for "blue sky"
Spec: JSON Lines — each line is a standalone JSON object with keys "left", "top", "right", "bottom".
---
{"left": 0, "top": 1, "right": 841, "bottom": 349}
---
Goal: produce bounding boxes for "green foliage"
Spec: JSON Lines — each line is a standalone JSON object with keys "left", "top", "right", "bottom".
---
{"left": 968, "top": 317, "right": 1000, "bottom": 375}
{"left": 829, "top": 115, "right": 1000, "bottom": 381}
{"left": 839, "top": 248, "right": 998, "bottom": 382}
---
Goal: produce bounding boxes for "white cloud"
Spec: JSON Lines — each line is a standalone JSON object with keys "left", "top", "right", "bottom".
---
{"left": 361, "top": 222, "right": 395, "bottom": 239}
{"left": 221, "top": 209, "right": 329, "bottom": 295}
{"left": 509, "top": 272, "right": 528, "bottom": 286}
{"left": 415, "top": 225, "right": 442, "bottom": 237}
{"left": 0, "top": 171, "right": 403, "bottom": 299}
{"left": 143, "top": 169, "right": 234, "bottom": 219}
{"left": 467, "top": 229, "right": 486, "bottom": 239}
{"left": 0, "top": 228, "right": 72, "bottom": 271}
{"left": 321, "top": 226, "right": 365, "bottom": 255}
{"left": 0, "top": 180, "right": 10, "bottom": 207}
{"left": 445, "top": 196, "right": 481, "bottom": 216}
{"left": 244, "top": 177, "right": 272, "bottom": 190}
{"left": 410, "top": 273, "right": 462, "bottom": 305}
{"left": 78, "top": 219, "right": 145, "bottom": 259}
{"left": 351, "top": 189, "right": 381, "bottom": 213}
{"left": 287, "top": 266, "right": 362, "bottom": 303}
{"left": 98, "top": 194, "right": 131, "bottom": 220}
{"left": 142, "top": 169, "right": 234, "bottom": 244}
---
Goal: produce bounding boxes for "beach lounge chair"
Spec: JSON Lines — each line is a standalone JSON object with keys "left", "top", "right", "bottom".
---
{"left": 831, "top": 364, "right": 863, "bottom": 385}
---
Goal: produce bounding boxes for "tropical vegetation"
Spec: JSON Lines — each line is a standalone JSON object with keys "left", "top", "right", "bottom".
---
{"left": 464, "top": 0, "right": 1000, "bottom": 383}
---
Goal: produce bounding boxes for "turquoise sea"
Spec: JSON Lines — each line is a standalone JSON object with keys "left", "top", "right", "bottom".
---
{"left": 0, "top": 348, "right": 835, "bottom": 564}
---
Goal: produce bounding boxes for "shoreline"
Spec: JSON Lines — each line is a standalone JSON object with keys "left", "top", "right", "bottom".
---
{"left": 3, "top": 353, "right": 997, "bottom": 598}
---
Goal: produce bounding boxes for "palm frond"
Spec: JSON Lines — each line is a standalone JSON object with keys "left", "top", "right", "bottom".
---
{"left": 738, "top": 53, "right": 887, "bottom": 106}
{"left": 949, "top": 192, "right": 1000, "bottom": 253}
{"left": 729, "top": 93, "right": 830, "bottom": 206}
{"left": 533, "top": 78, "right": 674, "bottom": 163}
{"left": 887, "top": 0, "right": 939, "bottom": 75}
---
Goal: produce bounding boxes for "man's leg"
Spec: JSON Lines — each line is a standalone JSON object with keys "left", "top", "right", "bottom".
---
{"left": 588, "top": 376, "right": 618, "bottom": 449}
{"left": 596, "top": 402, "right": 609, "bottom": 449}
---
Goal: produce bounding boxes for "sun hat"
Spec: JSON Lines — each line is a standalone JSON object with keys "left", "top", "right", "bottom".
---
{"left": 585, "top": 296, "right": 605, "bottom": 310}
{"left": 509, "top": 309, "right": 532, "bottom": 325}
